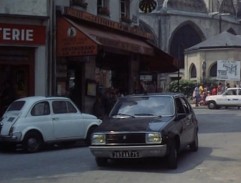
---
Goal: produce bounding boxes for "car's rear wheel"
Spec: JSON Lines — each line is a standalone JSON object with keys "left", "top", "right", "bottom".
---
{"left": 190, "top": 130, "right": 198, "bottom": 152}
{"left": 95, "top": 157, "right": 108, "bottom": 167}
{"left": 167, "top": 141, "right": 178, "bottom": 169}
{"left": 23, "top": 132, "right": 43, "bottom": 153}
{"left": 208, "top": 101, "right": 217, "bottom": 109}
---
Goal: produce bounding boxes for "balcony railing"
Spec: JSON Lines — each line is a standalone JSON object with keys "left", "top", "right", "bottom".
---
{"left": 121, "top": 16, "right": 132, "bottom": 24}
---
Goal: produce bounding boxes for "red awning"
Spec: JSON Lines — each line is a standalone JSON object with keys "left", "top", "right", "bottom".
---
{"left": 56, "top": 17, "right": 178, "bottom": 73}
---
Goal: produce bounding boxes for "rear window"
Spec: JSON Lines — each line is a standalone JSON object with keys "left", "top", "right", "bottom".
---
{"left": 7, "top": 101, "right": 25, "bottom": 111}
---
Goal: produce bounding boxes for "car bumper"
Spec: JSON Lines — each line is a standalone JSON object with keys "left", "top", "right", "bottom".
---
{"left": 0, "top": 134, "right": 21, "bottom": 142}
{"left": 89, "top": 144, "right": 167, "bottom": 158}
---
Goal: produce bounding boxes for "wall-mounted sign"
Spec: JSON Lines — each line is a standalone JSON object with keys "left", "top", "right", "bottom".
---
{"left": 0, "top": 23, "right": 46, "bottom": 45}
{"left": 56, "top": 17, "right": 98, "bottom": 57}
{"left": 217, "top": 60, "right": 240, "bottom": 81}
{"left": 64, "top": 7, "right": 153, "bottom": 39}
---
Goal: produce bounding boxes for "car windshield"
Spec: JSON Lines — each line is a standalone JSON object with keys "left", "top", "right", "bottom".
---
{"left": 7, "top": 101, "right": 25, "bottom": 112}
{"left": 110, "top": 96, "right": 175, "bottom": 117}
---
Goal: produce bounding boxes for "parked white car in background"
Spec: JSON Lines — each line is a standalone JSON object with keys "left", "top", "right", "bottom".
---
{"left": 205, "top": 88, "right": 241, "bottom": 109}
{"left": 0, "top": 96, "right": 102, "bottom": 153}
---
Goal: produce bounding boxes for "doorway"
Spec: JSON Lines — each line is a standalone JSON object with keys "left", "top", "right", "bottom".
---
{"left": 67, "top": 62, "right": 84, "bottom": 111}
{"left": 0, "top": 65, "right": 30, "bottom": 115}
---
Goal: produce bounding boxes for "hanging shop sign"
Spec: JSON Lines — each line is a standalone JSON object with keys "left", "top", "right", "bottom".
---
{"left": 57, "top": 17, "right": 98, "bottom": 57}
{"left": 0, "top": 23, "right": 46, "bottom": 46}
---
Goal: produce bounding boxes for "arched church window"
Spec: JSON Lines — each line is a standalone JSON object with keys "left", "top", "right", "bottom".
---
{"left": 210, "top": 62, "right": 217, "bottom": 77}
{"left": 190, "top": 64, "right": 197, "bottom": 78}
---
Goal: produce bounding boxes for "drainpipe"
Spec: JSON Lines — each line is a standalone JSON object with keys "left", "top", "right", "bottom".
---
{"left": 48, "top": 0, "right": 56, "bottom": 95}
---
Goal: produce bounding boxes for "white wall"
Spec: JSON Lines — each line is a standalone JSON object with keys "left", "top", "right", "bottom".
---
{"left": 0, "top": 0, "right": 48, "bottom": 16}
{"left": 35, "top": 46, "right": 47, "bottom": 96}
{"left": 185, "top": 48, "right": 241, "bottom": 82}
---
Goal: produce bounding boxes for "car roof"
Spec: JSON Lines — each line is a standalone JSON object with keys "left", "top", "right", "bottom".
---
{"left": 226, "top": 88, "right": 241, "bottom": 89}
{"left": 15, "top": 96, "right": 71, "bottom": 103}
{"left": 122, "top": 92, "right": 185, "bottom": 98}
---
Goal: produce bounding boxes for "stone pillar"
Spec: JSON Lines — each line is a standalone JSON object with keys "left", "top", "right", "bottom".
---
{"left": 129, "top": 55, "right": 139, "bottom": 94}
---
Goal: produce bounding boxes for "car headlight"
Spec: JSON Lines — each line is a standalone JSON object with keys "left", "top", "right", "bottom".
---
{"left": 146, "top": 132, "right": 162, "bottom": 144}
{"left": 91, "top": 133, "right": 106, "bottom": 145}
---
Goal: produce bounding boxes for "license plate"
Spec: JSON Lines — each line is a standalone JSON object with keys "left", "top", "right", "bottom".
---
{"left": 112, "top": 151, "right": 139, "bottom": 158}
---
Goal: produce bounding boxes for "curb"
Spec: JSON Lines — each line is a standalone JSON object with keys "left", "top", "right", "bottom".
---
{"left": 191, "top": 104, "right": 207, "bottom": 109}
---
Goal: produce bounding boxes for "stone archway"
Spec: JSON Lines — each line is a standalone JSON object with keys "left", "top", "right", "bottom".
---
{"left": 169, "top": 21, "right": 205, "bottom": 68}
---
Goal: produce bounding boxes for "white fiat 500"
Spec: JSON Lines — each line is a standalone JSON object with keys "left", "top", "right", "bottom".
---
{"left": 0, "top": 96, "right": 102, "bottom": 153}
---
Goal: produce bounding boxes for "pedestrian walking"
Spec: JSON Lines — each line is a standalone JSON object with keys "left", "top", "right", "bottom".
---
{"left": 193, "top": 85, "right": 200, "bottom": 107}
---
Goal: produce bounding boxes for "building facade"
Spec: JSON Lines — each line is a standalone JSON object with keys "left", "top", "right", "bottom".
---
{"left": 54, "top": 0, "right": 177, "bottom": 113}
{"left": 0, "top": 0, "right": 177, "bottom": 115}
{"left": 184, "top": 32, "right": 241, "bottom": 87}
{"left": 0, "top": 0, "right": 50, "bottom": 115}
{"left": 2, "top": 0, "right": 241, "bottom": 115}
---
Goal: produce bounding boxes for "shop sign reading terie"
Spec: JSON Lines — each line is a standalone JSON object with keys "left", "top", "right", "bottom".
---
{"left": 0, "top": 23, "right": 46, "bottom": 45}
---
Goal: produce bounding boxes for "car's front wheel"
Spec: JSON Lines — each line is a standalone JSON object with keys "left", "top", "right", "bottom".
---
{"left": 22, "top": 132, "right": 43, "bottom": 153}
{"left": 190, "top": 130, "right": 198, "bottom": 152}
{"left": 166, "top": 141, "right": 178, "bottom": 169}
{"left": 95, "top": 157, "right": 108, "bottom": 167}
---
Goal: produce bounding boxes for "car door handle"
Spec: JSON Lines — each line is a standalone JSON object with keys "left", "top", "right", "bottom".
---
{"left": 52, "top": 117, "right": 59, "bottom": 120}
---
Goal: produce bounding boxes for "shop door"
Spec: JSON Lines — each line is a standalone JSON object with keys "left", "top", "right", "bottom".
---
{"left": 0, "top": 65, "right": 30, "bottom": 115}
{"left": 67, "top": 63, "right": 84, "bottom": 111}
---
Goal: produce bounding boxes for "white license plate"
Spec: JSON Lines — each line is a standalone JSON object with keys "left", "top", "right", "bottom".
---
{"left": 112, "top": 151, "right": 139, "bottom": 158}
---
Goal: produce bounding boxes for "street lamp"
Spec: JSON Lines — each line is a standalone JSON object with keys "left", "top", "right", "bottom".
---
{"left": 209, "top": 12, "right": 230, "bottom": 33}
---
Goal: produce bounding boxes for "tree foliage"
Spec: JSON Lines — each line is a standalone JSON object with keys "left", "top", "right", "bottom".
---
{"left": 168, "top": 80, "right": 196, "bottom": 97}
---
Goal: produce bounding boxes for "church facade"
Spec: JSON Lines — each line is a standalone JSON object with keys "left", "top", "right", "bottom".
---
{"left": 139, "top": 0, "right": 241, "bottom": 88}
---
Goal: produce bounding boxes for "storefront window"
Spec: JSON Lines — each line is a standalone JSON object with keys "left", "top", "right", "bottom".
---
{"left": 95, "top": 68, "right": 112, "bottom": 93}
{"left": 140, "top": 74, "right": 157, "bottom": 93}
{"left": 67, "top": 70, "right": 75, "bottom": 90}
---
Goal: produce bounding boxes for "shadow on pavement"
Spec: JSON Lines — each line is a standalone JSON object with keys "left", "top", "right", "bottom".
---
{"left": 95, "top": 146, "right": 213, "bottom": 173}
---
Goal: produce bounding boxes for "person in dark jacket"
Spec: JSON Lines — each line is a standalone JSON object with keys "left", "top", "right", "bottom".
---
{"left": 93, "top": 94, "right": 105, "bottom": 119}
